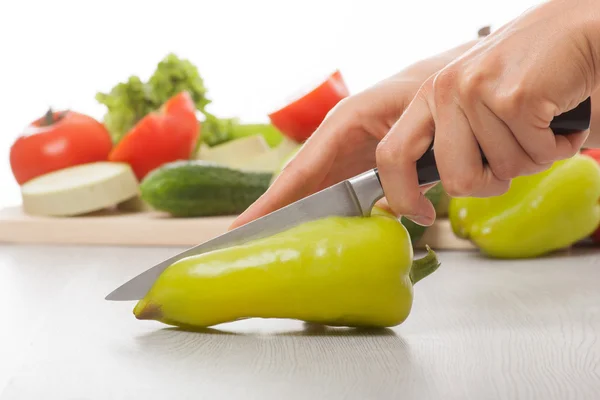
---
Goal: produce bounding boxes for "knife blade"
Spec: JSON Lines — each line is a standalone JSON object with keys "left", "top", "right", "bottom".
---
{"left": 105, "top": 97, "right": 591, "bottom": 301}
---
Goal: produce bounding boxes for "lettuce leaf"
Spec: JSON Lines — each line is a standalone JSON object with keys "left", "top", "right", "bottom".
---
{"left": 96, "top": 53, "right": 211, "bottom": 144}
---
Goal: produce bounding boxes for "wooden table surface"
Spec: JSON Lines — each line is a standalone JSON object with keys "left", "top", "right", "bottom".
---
{"left": 1, "top": 243, "right": 599, "bottom": 400}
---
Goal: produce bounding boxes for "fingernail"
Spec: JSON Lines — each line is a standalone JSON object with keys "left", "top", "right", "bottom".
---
{"left": 405, "top": 214, "right": 434, "bottom": 226}
{"left": 406, "top": 195, "right": 435, "bottom": 226}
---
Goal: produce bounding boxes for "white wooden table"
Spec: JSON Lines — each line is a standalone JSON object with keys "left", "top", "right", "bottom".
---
{"left": 1, "top": 243, "right": 599, "bottom": 400}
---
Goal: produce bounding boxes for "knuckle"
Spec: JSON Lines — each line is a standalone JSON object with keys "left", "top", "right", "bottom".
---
{"left": 457, "top": 67, "right": 486, "bottom": 101}
{"left": 416, "top": 77, "right": 434, "bottom": 100}
{"left": 432, "top": 67, "right": 458, "bottom": 104}
{"left": 491, "top": 160, "right": 521, "bottom": 181}
{"left": 323, "top": 96, "right": 352, "bottom": 120}
{"left": 375, "top": 141, "right": 400, "bottom": 167}
{"left": 493, "top": 184, "right": 510, "bottom": 197}
{"left": 332, "top": 96, "right": 355, "bottom": 112}
{"left": 442, "top": 173, "right": 479, "bottom": 197}
{"left": 524, "top": 161, "right": 552, "bottom": 176}
{"left": 495, "top": 84, "right": 530, "bottom": 120}
{"left": 528, "top": 151, "right": 550, "bottom": 165}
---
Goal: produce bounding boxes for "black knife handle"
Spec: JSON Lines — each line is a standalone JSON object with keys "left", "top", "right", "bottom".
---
{"left": 375, "top": 97, "right": 592, "bottom": 186}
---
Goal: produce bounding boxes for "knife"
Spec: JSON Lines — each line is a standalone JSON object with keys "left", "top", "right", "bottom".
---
{"left": 105, "top": 97, "right": 592, "bottom": 301}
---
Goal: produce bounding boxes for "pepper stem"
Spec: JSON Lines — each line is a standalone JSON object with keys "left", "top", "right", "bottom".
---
{"left": 409, "top": 245, "right": 441, "bottom": 285}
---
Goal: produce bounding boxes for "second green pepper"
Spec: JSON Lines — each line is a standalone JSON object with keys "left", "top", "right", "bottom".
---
{"left": 449, "top": 154, "right": 600, "bottom": 259}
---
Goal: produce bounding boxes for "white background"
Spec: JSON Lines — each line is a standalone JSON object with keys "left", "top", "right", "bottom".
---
{"left": 0, "top": 0, "right": 542, "bottom": 208}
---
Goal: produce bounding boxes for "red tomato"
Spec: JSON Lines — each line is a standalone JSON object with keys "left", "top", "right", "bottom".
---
{"left": 9, "top": 110, "right": 113, "bottom": 185}
{"left": 581, "top": 148, "right": 600, "bottom": 243}
{"left": 109, "top": 91, "right": 200, "bottom": 180}
{"left": 268, "top": 70, "right": 349, "bottom": 143}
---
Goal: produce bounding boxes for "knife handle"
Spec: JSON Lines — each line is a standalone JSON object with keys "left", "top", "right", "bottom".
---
{"left": 409, "top": 97, "right": 592, "bottom": 186}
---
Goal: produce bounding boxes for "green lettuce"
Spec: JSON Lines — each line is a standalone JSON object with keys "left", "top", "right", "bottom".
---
{"left": 96, "top": 53, "right": 211, "bottom": 144}
{"left": 96, "top": 53, "right": 283, "bottom": 149}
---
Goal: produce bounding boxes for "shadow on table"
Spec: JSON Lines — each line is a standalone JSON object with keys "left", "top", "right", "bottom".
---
{"left": 143, "top": 322, "right": 398, "bottom": 337}
{"left": 461, "top": 241, "right": 599, "bottom": 262}
{"left": 133, "top": 320, "right": 413, "bottom": 376}
{"left": 132, "top": 319, "right": 419, "bottom": 397}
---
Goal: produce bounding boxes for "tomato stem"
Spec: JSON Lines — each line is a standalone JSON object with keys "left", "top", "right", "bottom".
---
{"left": 43, "top": 108, "right": 54, "bottom": 126}
{"left": 39, "top": 108, "right": 68, "bottom": 127}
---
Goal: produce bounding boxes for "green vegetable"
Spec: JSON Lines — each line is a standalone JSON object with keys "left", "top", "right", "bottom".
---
{"left": 433, "top": 184, "right": 451, "bottom": 217}
{"left": 96, "top": 53, "right": 284, "bottom": 150}
{"left": 133, "top": 207, "right": 441, "bottom": 329}
{"left": 400, "top": 182, "right": 444, "bottom": 244}
{"left": 140, "top": 160, "right": 272, "bottom": 217}
{"left": 96, "top": 53, "right": 211, "bottom": 144}
{"left": 449, "top": 154, "right": 600, "bottom": 258}
{"left": 202, "top": 117, "right": 284, "bottom": 148}
{"left": 95, "top": 76, "right": 156, "bottom": 144}
{"left": 147, "top": 53, "right": 211, "bottom": 112}
{"left": 228, "top": 123, "right": 283, "bottom": 148}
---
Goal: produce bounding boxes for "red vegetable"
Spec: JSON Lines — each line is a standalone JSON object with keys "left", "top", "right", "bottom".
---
{"left": 10, "top": 109, "right": 113, "bottom": 185}
{"left": 109, "top": 91, "right": 200, "bottom": 180}
{"left": 268, "top": 70, "right": 349, "bottom": 143}
{"left": 581, "top": 148, "right": 600, "bottom": 242}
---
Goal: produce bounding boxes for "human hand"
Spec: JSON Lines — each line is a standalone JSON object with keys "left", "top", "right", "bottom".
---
{"left": 230, "top": 41, "right": 479, "bottom": 229}
{"left": 376, "top": 0, "right": 600, "bottom": 224}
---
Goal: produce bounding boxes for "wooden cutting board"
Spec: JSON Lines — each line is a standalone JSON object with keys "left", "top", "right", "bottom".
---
{"left": 0, "top": 205, "right": 476, "bottom": 250}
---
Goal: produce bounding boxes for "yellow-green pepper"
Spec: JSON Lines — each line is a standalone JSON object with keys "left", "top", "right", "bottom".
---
{"left": 134, "top": 209, "right": 441, "bottom": 329}
{"left": 449, "top": 154, "right": 600, "bottom": 259}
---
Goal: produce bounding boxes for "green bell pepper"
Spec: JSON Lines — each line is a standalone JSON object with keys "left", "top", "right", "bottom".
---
{"left": 134, "top": 208, "right": 441, "bottom": 329}
{"left": 449, "top": 154, "right": 600, "bottom": 259}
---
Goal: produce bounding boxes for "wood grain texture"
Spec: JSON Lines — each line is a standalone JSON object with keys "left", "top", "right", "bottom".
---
{"left": 0, "top": 206, "right": 475, "bottom": 250}
{"left": 1, "top": 244, "right": 599, "bottom": 399}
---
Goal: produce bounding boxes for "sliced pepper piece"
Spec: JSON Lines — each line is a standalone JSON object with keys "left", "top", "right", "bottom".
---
{"left": 449, "top": 154, "right": 600, "bottom": 258}
{"left": 133, "top": 208, "right": 441, "bottom": 329}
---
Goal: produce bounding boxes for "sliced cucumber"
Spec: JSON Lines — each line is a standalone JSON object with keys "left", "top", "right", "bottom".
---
{"left": 195, "top": 134, "right": 271, "bottom": 169}
{"left": 20, "top": 162, "right": 139, "bottom": 217}
{"left": 241, "top": 136, "right": 301, "bottom": 173}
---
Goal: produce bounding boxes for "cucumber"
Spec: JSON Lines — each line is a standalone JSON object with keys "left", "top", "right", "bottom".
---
{"left": 140, "top": 160, "right": 272, "bottom": 217}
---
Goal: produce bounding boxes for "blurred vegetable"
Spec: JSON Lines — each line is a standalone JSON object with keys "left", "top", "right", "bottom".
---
{"left": 140, "top": 160, "right": 272, "bottom": 217}
{"left": 10, "top": 109, "right": 113, "bottom": 185}
{"left": 20, "top": 161, "right": 138, "bottom": 217}
{"left": 581, "top": 148, "right": 600, "bottom": 243}
{"left": 268, "top": 70, "right": 349, "bottom": 143}
{"left": 196, "top": 135, "right": 271, "bottom": 169}
{"left": 201, "top": 117, "right": 284, "bottom": 148}
{"left": 108, "top": 92, "right": 199, "bottom": 180}
{"left": 449, "top": 154, "right": 600, "bottom": 258}
{"left": 96, "top": 53, "right": 210, "bottom": 144}
{"left": 96, "top": 53, "right": 283, "bottom": 150}
{"left": 433, "top": 184, "right": 451, "bottom": 217}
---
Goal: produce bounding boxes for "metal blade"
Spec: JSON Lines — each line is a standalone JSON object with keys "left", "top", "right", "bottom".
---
{"left": 105, "top": 169, "right": 383, "bottom": 301}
